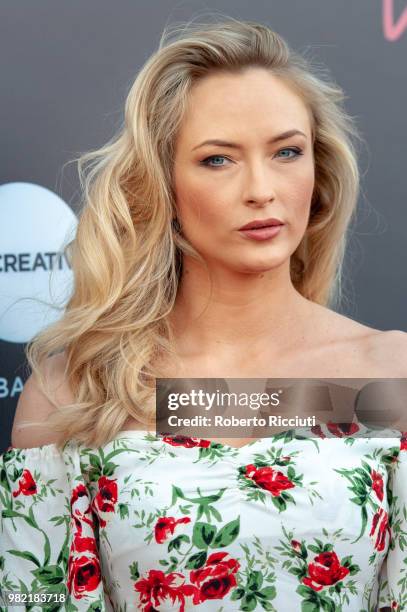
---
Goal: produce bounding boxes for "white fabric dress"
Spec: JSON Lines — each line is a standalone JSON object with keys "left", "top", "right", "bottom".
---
{"left": 1, "top": 424, "right": 406, "bottom": 611}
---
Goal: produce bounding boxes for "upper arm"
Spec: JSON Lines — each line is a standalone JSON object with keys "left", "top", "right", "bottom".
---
{"left": 11, "top": 352, "right": 74, "bottom": 449}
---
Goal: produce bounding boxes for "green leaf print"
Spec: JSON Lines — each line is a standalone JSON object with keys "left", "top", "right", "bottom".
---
{"left": 7, "top": 549, "right": 41, "bottom": 567}
{"left": 192, "top": 522, "right": 216, "bottom": 548}
{"left": 260, "top": 586, "right": 277, "bottom": 599}
{"left": 185, "top": 550, "right": 207, "bottom": 569}
{"left": 89, "top": 454, "right": 102, "bottom": 471}
{"left": 32, "top": 564, "right": 64, "bottom": 585}
{"left": 230, "top": 587, "right": 245, "bottom": 600}
{"left": 334, "top": 457, "right": 384, "bottom": 544}
{"left": 236, "top": 541, "right": 277, "bottom": 610}
{"left": 171, "top": 485, "right": 227, "bottom": 523}
{"left": 300, "top": 599, "right": 320, "bottom": 612}
{"left": 241, "top": 592, "right": 257, "bottom": 611}
{"left": 102, "top": 462, "right": 116, "bottom": 477}
{"left": 247, "top": 570, "right": 263, "bottom": 590}
{"left": 271, "top": 430, "right": 320, "bottom": 451}
{"left": 129, "top": 560, "right": 140, "bottom": 580}
{"left": 190, "top": 518, "right": 240, "bottom": 551}
{"left": 168, "top": 534, "right": 190, "bottom": 552}
{"left": 270, "top": 495, "right": 289, "bottom": 513}
{"left": 171, "top": 485, "right": 184, "bottom": 504}
{"left": 0, "top": 467, "right": 10, "bottom": 492}
{"left": 211, "top": 518, "right": 240, "bottom": 547}
{"left": 118, "top": 503, "right": 129, "bottom": 519}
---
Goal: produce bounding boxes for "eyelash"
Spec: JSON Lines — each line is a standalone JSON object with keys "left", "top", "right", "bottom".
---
{"left": 200, "top": 147, "right": 304, "bottom": 168}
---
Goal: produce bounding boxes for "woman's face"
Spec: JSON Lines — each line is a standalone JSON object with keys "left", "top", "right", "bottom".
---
{"left": 173, "top": 67, "right": 315, "bottom": 274}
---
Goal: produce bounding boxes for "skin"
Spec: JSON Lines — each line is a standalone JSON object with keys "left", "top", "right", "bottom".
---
{"left": 9, "top": 66, "right": 404, "bottom": 612}
{"left": 12, "top": 68, "right": 407, "bottom": 453}
{"left": 146, "top": 67, "right": 407, "bottom": 444}
{"left": 170, "top": 67, "right": 316, "bottom": 367}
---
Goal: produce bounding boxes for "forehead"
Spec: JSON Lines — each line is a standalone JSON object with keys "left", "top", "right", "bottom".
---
{"left": 177, "top": 67, "right": 312, "bottom": 147}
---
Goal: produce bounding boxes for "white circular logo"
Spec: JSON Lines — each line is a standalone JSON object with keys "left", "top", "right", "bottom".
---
{"left": 0, "top": 182, "right": 77, "bottom": 343}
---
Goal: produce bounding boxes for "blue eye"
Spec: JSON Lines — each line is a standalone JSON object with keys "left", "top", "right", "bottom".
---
{"left": 277, "top": 147, "right": 303, "bottom": 159}
{"left": 200, "top": 155, "right": 230, "bottom": 168}
{"left": 200, "top": 147, "right": 303, "bottom": 169}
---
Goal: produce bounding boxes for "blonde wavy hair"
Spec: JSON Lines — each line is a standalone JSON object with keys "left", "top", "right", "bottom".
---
{"left": 25, "top": 17, "right": 363, "bottom": 450}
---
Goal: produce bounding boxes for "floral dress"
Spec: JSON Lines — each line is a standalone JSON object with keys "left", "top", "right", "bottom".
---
{"left": 0, "top": 423, "right": 406, "bottom": 612}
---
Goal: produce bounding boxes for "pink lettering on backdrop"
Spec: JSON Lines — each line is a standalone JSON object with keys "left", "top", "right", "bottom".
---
{"left": 383, "top": 0, "right": 407, "bottom": 40}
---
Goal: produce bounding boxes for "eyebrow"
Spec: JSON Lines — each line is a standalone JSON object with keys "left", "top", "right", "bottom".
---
{"left": 191, "top": 129, "right": 307, "bottom": 151}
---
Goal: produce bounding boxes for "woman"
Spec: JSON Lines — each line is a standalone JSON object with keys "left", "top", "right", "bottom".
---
{"left": 1, "top": 17, "right": 406, "bottom": 611}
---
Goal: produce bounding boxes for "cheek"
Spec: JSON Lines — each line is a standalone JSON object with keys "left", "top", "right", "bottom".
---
{"left": 176, "top": 180, "right": 229, "bottom": 230}
{"left": 287, "top": 173, "right": 314, "bottom": 218}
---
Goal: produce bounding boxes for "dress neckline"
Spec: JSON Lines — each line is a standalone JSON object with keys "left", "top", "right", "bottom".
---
{"left": 113, "top": 429, "right": 295, "bottom": 451}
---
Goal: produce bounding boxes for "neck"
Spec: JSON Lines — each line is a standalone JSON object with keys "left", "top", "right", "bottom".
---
{"left": 169, "top": 255, "right": 312, "bottom": 359}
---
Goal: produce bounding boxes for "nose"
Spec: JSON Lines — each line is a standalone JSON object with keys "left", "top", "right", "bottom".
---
{"left": 243, "top": 162, "right": 276, "bottom": 207}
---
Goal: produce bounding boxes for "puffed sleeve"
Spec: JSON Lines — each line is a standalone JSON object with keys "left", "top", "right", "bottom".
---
{"left": 0, "top": 441, "right": 107, "bottom": 611}
{"left": 377, "top": 435, "right": 407, "bottom": 611}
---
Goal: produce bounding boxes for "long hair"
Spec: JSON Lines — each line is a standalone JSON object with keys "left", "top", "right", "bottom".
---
{"left": 25, "top": 17, "right": 363, "bottom": 450}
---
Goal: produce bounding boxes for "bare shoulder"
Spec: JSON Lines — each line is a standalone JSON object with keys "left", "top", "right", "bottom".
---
{"left": 11, "top": 352, "right": 74, "bottom": 449}
{"left": 307, "top": 303, "right": 407, "bottom": 376}
{"left": 307, "top": 302, "right": 377, "bottom": 344}
{"left": 364, "top": 328, "right": 407, "bottom": 377}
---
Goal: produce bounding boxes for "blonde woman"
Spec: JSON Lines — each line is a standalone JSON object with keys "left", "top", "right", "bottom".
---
{"left": 1, "top": 18, "right": 406, "bottom": 612}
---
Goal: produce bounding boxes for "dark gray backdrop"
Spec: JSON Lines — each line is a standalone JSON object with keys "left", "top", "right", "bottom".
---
{"left": 1, "top": 0, "right": 406, "bottom": 452}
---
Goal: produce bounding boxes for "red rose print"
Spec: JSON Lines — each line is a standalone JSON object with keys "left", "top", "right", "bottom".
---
{"left": 371, "top": 470, "right": 384, "bottom": 502}
{"left": 70, "top": 484, "right": 94, "bottom": 532}
{"left": 189, "top": 551, "right": 240, "bottom": 602}
{"left": 291, "top": 540, "right": 302, "bottom": 552}
{"left": 67, "top": 553, "right": 101, "bottom": 600}
{"left": 134, "top": 569, "right": 200, "bottom": 612}
{"left": 68, "top": 503, "right": 102, "bottom": 600}
{"left": 326, "top": 422, "right": 359, "bottom": 437}
{"left": 369, "top": 507, "right": 391, "bottom": 552}
{"left": 70, "top": 532, "right": 98, "bottom": 556}
{"left": 91, "top": 476, "right": 118, "bottom": 528}
{"left": 154, "top": 516, "right": 191, "bottom": 544}
{"left": 302, "top": 551, "right": 350, "bottom": 591}
{"left": 245, "top": 464, "right": 295, "bottom": 497}
{"left": 311, "top": 425, "right": 325, "bottom": 439}
{"left": 162, "top": 435, "right": 211, "bottom": 448}
{"left": 12, "top": 469, "right": 37, "bottom": 497}
{"left": 400, "top": 432, "right": 407, "bottom": 451}
{"left": 71, "top": 483, "right": 90, "bottom": 506}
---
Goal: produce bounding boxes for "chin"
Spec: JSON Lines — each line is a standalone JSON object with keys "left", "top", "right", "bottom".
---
{"left": 233, "top": 258, "right": 287, "bottom": 274}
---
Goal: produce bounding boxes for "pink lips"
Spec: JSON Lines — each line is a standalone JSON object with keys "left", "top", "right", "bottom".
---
{"left": 238, "top": 218, "right": 284, "bottom": 241}
{"left": 239, "top": 225, "right": 283, "bottom": 241}
{"left": 239, "top": 217, "right": 283, "bottom": 230}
